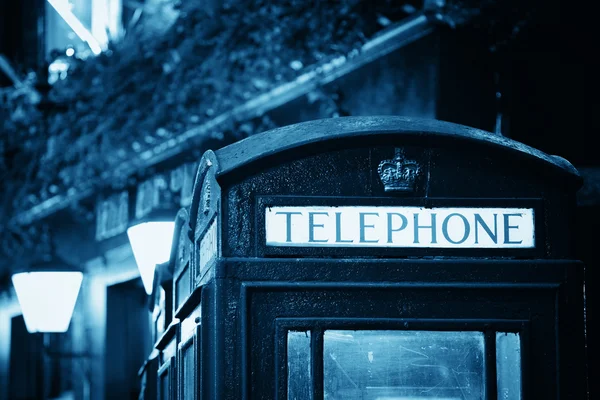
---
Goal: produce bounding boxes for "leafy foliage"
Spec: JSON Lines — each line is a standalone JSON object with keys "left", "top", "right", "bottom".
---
{"left": 0, "top": 0, "right": 414, "bottom": 281}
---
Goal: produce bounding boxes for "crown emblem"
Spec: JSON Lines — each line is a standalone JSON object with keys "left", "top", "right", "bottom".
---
{"left": 377, "top": 148, "right": 420, "bottom": 192}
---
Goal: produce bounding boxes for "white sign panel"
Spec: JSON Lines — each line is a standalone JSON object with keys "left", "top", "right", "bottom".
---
{"left": 199, "top": 219, "right": 218, "bottom": 274}
{"left": 265, "top": 206, "right": 535, "bottom": 248}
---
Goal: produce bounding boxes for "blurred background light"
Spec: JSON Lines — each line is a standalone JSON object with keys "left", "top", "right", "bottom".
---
{"left": 11, "top": 271, "right": 83, "bottom": 333}
{"left": 48, "top": 58, "right": 70, "bottom": 84}
{"left": 47, "top": 0, "right": 102, "bottom": 55}
{"left": 127, "top": 221, "right": 175, "bottom": 295}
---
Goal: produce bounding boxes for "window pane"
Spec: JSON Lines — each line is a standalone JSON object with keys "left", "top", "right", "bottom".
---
{"left": 496, "top": 332, "right": 521, "bottom": 400}
{"left": 323, "top": 330, "right": 484, "bottom": 400}
{"left": 288, "top": 331, "right": 312, "bottom": 400}
{"left": 176, "top": 265, "right": 190, "bottom": 308}
{"left": 160, "top": 369, "right": 170, "bottom": 400}
{"left": 181, "top": 343, "right": 195, "bottom": 400}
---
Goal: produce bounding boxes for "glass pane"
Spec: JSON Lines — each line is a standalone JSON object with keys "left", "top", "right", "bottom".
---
{"left": 496, "top": 332, "right": 521, "bottom": 400}
{"left": 176, "top": 265, "right": 190, "bottom": 308}
{"left": 160, "top": 369, "right": 170, "bottom": 400}
{"left": 155, "top": 311, "right": 163, "bottom": 342}
{"left": 288, "top": 331, "right": 312, "bottom": 400}
{"left": 323, "top": 330, "right": 484, "bottom": 400}
{"left": 159, "top": 287, "right": 166, "bottom": 309}
{"left": 181, "top": 343, "right": 195, "bottom": 400}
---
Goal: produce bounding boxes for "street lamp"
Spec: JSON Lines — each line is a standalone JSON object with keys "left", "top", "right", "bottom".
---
{"left": 11, "top": 256, "right": 83, "bottom": 334}
{"left": 127, "top": 220, "right": 175, "bottom": 295}
{"left": 11, "top": 253, "right": 89, "bottom": 400}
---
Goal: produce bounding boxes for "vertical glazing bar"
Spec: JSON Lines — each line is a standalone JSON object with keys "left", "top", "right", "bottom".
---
{"left": 312, "top": 329, "right": 324, "bottom": 400}
{"left": 287, "top": 331, "right": 312, "bottom": 400}
{"left": 485, "top": 330, "right": 498, "bottom": 400}
{"left": 196, "top": 324, "right": 202, "bottom": 400}
{"left": 496, "top": 332, "right": 522, "bottom": 400}
{"left": 520, "top": 326, "right": 530, "bottom": 400}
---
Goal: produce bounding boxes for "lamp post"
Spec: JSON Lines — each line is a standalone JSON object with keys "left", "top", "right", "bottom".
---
{"left": 11, "top": 252, "right": 87, "bottom": 400}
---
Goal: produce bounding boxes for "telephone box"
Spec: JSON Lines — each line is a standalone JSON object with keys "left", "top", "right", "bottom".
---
{"left": 171, "top": 116, "right": 586, "bottom": 400}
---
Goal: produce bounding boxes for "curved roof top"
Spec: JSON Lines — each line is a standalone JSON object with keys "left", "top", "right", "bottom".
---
{"left": 214, "top": 116, "right": 580, "bottom": 181}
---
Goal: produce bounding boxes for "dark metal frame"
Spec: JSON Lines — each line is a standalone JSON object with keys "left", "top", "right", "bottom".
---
{"left": 155, "top": 322, "right": 180, "bottom": 400}
{"left": 176, "top": 290, "right": 203, "bottom": 400}
{"left": 236, "top": 265, "right": 572, "bottom": 400}
{"left": 164, "top": 117, "right": 585, "bottom": 399}
{"left": 178, "top": 334, "right": 195, "bottom": 400}
{"left": 157, "top": 356, "right": 175, "bottom": 400}
{"left": 274, "top": 318, "right": 530, "bottom": 400}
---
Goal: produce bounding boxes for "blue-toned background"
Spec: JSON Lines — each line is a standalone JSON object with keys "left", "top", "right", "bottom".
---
{"left": 0, "top": 1, "right": 595, "bottom": 399}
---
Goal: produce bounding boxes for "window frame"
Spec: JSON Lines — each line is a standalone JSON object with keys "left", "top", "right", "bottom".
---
{"left": 178, "top": 334, "right": 195, "bottom": 400}
{"left": 158, "top": 356, "right": 174, "bottom": 400}
{"left": 275, "top": 318, "right": 530, "bottom": 400}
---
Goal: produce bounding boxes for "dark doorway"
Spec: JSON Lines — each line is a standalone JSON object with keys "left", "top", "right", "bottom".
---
{"left": 8, "top": 315, "right": 44, "bottom": 400}
{"left": 105, "top": 277, "right": 151, "bottom": 400}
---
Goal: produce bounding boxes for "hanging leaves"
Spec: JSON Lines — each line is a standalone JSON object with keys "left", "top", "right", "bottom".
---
{"left": 0, "top": 0, "right": 418, "bottom": 284}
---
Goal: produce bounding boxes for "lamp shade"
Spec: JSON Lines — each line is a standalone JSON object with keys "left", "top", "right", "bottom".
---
{"left": 127, "top": 221, "right": 175, "bottom": 295}
{"left": 12, "top": 271, "right": 83, "bottom": 333}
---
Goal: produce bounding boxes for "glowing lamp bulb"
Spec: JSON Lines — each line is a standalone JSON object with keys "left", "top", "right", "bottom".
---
{"left": 12, "top": 271, "right": 83, "bottom": 333}
{"left": 127, "top": 221, "right": 175, "bottom": 295}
